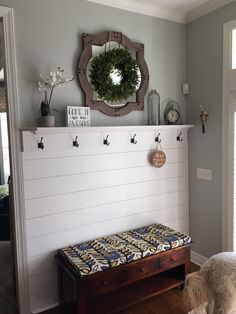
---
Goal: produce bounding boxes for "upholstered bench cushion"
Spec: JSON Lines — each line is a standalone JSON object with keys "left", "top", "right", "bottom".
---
{"left": 58, "top": 223, "right": 191, "bottom": 277}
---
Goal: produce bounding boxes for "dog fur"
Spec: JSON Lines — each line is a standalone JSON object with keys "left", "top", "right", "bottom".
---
{"left": 184, "top": 252, "right": 236, "bottom": 314}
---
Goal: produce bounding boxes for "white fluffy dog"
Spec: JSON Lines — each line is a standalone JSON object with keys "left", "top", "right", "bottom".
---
{"left": 184, "top": 252, "right": 236, "bottom": 314}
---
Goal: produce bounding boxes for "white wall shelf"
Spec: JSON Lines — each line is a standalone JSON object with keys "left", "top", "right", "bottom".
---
{"left": 21, "top": 124, "right": 194, "bottom": 133}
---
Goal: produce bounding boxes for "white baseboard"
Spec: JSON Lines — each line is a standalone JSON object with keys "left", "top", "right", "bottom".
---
{"left": 191, "top": 250, "right": 207, "bottom": 266}
{"left": 32, "top": 302, "right": 59, "bottom": 314}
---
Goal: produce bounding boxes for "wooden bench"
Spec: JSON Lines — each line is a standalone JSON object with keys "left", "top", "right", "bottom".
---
{"left": 56, "top": 224, "right": 191, "bottom": 314}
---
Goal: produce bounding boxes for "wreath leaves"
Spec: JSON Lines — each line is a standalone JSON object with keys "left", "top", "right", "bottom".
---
{"left": 89, "top": 48, "right": 139, "bottom": 103}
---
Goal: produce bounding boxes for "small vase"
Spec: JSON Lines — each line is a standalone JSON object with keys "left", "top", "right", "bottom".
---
{"left": 39, "top": 116, "right": 55, "bottom": 127}
{"left": 147, "top": 90, "right": 160, "bottom": 125}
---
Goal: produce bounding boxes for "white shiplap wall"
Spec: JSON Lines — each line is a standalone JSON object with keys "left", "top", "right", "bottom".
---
{"left": 21, "top": 125, "right": 192, "bottom": 313}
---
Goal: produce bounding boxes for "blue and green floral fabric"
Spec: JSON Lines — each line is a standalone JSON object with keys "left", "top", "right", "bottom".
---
{"left": 59, "top": 223, "right": 191, "bottom": 277}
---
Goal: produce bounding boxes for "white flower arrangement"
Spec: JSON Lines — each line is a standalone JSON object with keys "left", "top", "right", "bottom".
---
{"left": 38, "top": 67, "right": 74, "bottom": 116}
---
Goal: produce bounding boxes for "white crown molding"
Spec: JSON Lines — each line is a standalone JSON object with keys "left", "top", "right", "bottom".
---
{"left": 87, "top": 0, "right": 236, "bottom": 24}
{"left": 86, "top": 0, "right": 186, "bottom": 23}
{"left": 191, "top": 250, "right": 208, "bottom": 266}
{"left": 0, "top": 5, "right": 11, "bottom": 15}
{"left": 186, "top": 0, "right": 236, "bottom": 23}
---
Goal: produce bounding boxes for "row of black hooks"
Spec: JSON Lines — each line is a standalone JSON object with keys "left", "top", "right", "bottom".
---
{"left": 103, "top": 132, "right": 183, "bottom": 146}
{"left": 38, "top": 132, "right": 183, "bottom": 150}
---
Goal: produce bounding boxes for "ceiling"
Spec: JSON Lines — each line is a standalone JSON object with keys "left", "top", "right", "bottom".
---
{"left": 86, "top": 0, "right": 236, "bottom": 23}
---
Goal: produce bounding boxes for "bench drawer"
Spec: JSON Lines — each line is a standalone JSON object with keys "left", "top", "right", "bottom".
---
{"left": 160, "top": 250, "right": 185, "bottom": 269}
{"left": 86, "top": 269, "right": 127, "bottom": 296}
{"left": 126, "top": 256, "right": 160, "bottom": 281}
{"left": 85, "top": 255, "right": 161, "bottom": 296}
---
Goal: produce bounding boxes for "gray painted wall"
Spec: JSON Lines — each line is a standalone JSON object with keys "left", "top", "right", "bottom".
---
{"left": 5, "top": 0, "right": 234, "bottom": 259}
{"left": 0, "top": 0, "right": 186, "bottom": 127}
{"left": 186, "top": 1, "right": 236, "bottom": 257}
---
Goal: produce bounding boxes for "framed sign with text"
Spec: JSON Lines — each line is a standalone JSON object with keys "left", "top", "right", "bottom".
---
{"left": 66, "top": 106, "right": 91, "bottom": 127}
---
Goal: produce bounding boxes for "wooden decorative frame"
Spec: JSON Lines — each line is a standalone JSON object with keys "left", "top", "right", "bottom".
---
{"left": 78, "top": 31, "right": 149, "bottom": 117}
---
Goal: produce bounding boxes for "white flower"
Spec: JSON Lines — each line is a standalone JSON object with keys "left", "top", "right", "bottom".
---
{"left": 37, "top": 81, "right": 47, "bottom": 92}
{"left": 37, "top": 67, "right": 74, "bottom": 105}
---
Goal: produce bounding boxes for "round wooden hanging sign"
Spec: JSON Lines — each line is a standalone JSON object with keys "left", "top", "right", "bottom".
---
{"left": 151, "top": 150, "right": 166, "bottom": 168}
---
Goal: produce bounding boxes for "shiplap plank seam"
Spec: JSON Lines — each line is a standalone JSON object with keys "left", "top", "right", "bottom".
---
{"left": 24, "top": 180, "right": 186, "bottom": 200}
{"left": 25, "top": 174, "right": 186, "bottom": 202}
{"left": 24, "top": 164, "right": 187, "bottom": 199}
{"left": 23, "top": 147, "right": 187, "bottom": 161}
{"left": 26, "top": 189, "right": 187, "bottom": 221}
{"left": 24, "top": 177, "right": 185, "bottom": 200}
{"left": 26, "top": 201, "right": 188, "bottom": 238}
{"left": 27, "top": 209, "right": 189, "bottom": 258}
{"left": 23, "top": 161, "right": 185, "bottom": 181}
{"left": 25, "top": 177, "right": 188, "bottom": 218}
{"left": 25, "top": 176, "right": 187, "bottom": 219}
{"left": 22, "top": 147, "right": 187, "bottom": 159}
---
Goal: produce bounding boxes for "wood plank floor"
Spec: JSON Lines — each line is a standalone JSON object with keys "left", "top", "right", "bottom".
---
{"left": 41, "top": 263, "right": 199, "bottom": 314}
{"left": 0, "top": 241, "right": 17, "bottom": 314}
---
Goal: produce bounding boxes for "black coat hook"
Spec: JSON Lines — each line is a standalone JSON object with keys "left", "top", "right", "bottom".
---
{"left": 131, "top": 134, "right": 137, "bottom": 144}
{"left": 155, "top": 133, "right": 161, "bottom": 143}
{"left": 177, "top": 132, "right": 183, "bottom": 142}
{"left": 73, "top": 136, "right": 79, "bottom": 148}
{"left": 38, "top": 137, "right": 44, "bottom": 150}
{"left": 103, "top": 135, "right": 110, "bottom": 146}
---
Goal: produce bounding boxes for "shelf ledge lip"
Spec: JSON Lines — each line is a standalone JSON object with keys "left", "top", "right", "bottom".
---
{"left": 20, "top": 125, "right": 194, "bottom": 134}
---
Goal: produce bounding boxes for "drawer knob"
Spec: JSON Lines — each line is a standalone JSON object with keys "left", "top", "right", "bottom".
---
{"left": 138, "top": 268, "right": 145, "bottom": 273}
{"left": 171, "top": 257, "right": 176, "bottom": 263}
{"left": 103, "top": 281, "right": 108, "bottom": 286}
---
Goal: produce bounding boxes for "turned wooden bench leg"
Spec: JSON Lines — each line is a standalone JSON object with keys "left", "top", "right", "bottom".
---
{"left": 76, "top": 281, "right": 87, "bottom": 314}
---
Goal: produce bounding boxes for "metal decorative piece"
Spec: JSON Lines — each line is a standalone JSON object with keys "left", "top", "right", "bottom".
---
{"left": 176, "top": 132, "right": 183, "bottom": 142}
{"left": 164, "top": 100, "right": 182, "bottom": 125}
{"left": 73, "top": 136, "right": 79, "bottom": 148}
{"left": 38, "top": 137, "right": 44, "bottom": 150}
{"left": 199, "top": 105, "right": 208, "bottom": 133}
{"left": 130, "top": 134, "right": 137, "bottom": 144}
{"left": 147, "top": 90, "right": 160, "bottom": 125}
{"left": 103, "top": 135, "right": 110, "bottom": 146}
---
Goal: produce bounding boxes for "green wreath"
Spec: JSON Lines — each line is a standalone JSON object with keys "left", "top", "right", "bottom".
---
{"left": 89, "top": 48, "right": 139, "bottom": 103}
